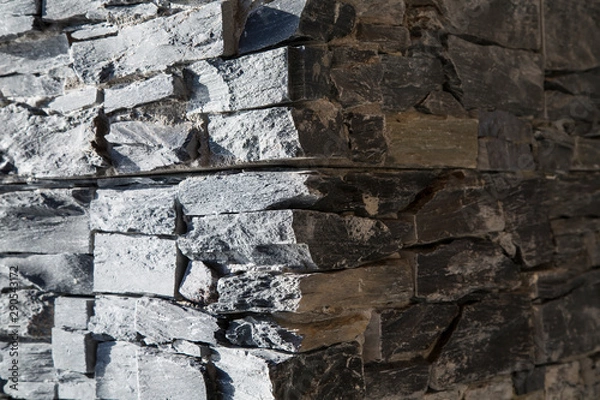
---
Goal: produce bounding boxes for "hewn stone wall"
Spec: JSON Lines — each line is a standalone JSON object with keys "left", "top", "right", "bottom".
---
{"left": 0, "top": 0, "right": 599, "bottom": 399}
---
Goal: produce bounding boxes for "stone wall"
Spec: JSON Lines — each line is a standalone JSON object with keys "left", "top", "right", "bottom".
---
{"left": 0, "top": 0, "right": 599, "bottom": 399}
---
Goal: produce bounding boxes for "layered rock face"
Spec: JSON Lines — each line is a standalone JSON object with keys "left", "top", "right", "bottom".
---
{"left": 1, "top": 0, "right": 599, "bottom": 399}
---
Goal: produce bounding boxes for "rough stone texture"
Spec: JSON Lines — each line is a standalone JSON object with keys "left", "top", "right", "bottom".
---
{"left": 70, "top": 23, "right": 120, "bottom": 41}
{"left": 94, "top": 233, "right": 179, "bottom": 297}
{"left": 71, "top": 1, "right": 236, "bottom": 83}
{"left": 548, "top": 174, "right": 600, "bottom": 219}
{"left": 212, "top": 261, "right": 413, "bottom": 314}
{"left": 430, "top": 294, "right": 534, "bottom": 390}
{"left": 463, "top": 376, "right": 515, "bottom": 400}
{"left": 533, "top": 278, "right": 600, "bottom": 363}
{"left": 330, "top": 48, "right": 383, "bottom": 107}
{"left": 346, "top": 112, "right": 387, "bottom": 163}
{"left": 447, "top": 35, "right": 544, "bottom": 116}
{"left": 178, "top": 210, "right": 398, "bottom": 271}
{"left": 58, "top": 373, "right": 96, "bottom": 400}
{"left": 106, "top": 120, "right": 197, "bottom": 173}
{"left": 91, "top": 186, "right": 177, "bottom": 235}
{"left": 0, "top": 342, "right": 56, "bottom": 399}
{"left": 0, "top": 34, "right": 70, "bottom": 75}
{"left": 0, "top": 70, "right": 67, "bottom": 99}
{"left": 239, "top": 0, "right": 355, "bottom": 54}
{"left": 385, "top": 113, "right": 479, "bottom": 168}
{"left": 0, "top": 254, "right": 93, "bottom": 294}
{"left": 0, "top": 0, "right": 37, "bottom": 41}
{"left": 552, "top": 218, "right": 600, "bottom": 272}
{"left": 419, "top": 90, "right": 468, "bottom": 118}
{"left": 89, "top": 295, "right": 137, "bottom": 341}
{"left": 104, "top": 74, "right": 183, "bottom": 113}
{"left": 437, "top": 0, "right": 541, "bottom": 50}
{"left": 95, "top": 341, "right": 139, "bottom": 400}
{"left": 186, "top": 46, "right": 330, "bottom": 114}
{"left": 544, "top": 0, "right": 600, "bottom": 71}
{"left": 0, "top": 290, "right": 52, "bottom": 339}
{"left": 52, "top": 328, "right": 96, "bottom": 373}
{"left": 573, "top": 137, "right": 600, "bottom": 171}
{"left": 178, "top": 261, "right": 217, "bottom": 304}
{"left": 54, "top": 297, "right": 94, "bottom": 330}
{"left": 364, "top": 361, "right": 431, "bottom": 400}
{"left": 414, "top": 240, "right": 521, "bottom": 302}
{"left": 42, "top": 0, "right": 99, "bottom": 22}
{"left": 48, "top": 86, "right": 99, "bottom": 113}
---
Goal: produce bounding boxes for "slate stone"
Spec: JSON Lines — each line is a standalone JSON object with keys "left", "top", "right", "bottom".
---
{"left": 419, "top": 90, "right": 468, "bottom": 117}
{"left": 364, "top": 304, "right": 459, "bottom": 362}
{"left": 0, "top": 189, "right": 92, "bottom": 254}
{"left": 54, "top": 297, "right": 95, "bottom": 330}
{"left": 331, "top": 60, "right": 383, "bottom": 107}
{"left": 104, "top": 74, "right": 184, "bottom": 113}
{"left": 385, "top": 113, "right": 479, "bottom": 168}
{"left": 547, "top": 69, "right": 600, "bottom": 99}
{"left": 211, "top": 261, "right": 414, "bottom": 314}
{"left": 380, "top": 55, "right": 445, "bottom": 112}
{"left": 414, "top": 240, "right": 521, "bottom": 302}
{"left": 42, "top": 0, "right": 99, "bottom": 22}
{"left": 48, "top": 86, "right": 99, "bottom": 113}
{"left": 356, "top": 24, "right": 411, "bottom": 53}
{"left": 91, "top": 186, "right": 177, "bottom": 235}
{"left": 106, "top": 120, "right": 198, "bottom": 174}
{"left": 0, "top": 70, "right": 67, "bottom": 99}
{"left": 0, "top": 289, "right": 53, "bottom": 339}
{"left": 346, "top": 0, "right": 406, "bottom": 25}
{"left": 447, "top": 35, "right": 544, "bottom": 116}
{"left": 533, "top": 127, "right": 575, "bottom": 174}
{"left": 573, "top": 137, "right": 600, "bottom": 171}
{"left": 58, "top": 372, "right": 96, "bottom": 400}
{"left": 186, "top": 45, "right": 331, "bottom": 114}
{"left": 346, "top": 112, "right": 387, "bottom": 163}
{"left": 437, "top": 0, "right": 541, "bottom": 50}
{"left": 430, "top": 294, "right": 534, "bottom": 390}
{"left": 94, "top": 233, "right": 180, "bottom": 297}
{"left": 0, "top": 254, "right": 93, "bottom": 295}
{"left": 528, "top": 269, "right": 600, "bottom": 302}
{"left": 364, "top": 361, "right": 431, "bottom": 400}
{"left": 214, "top": 342, "right": 365, "bottom": 400}
{"left": 463, "top": 377, "right": 515, "bottom": 400}
{"left": 0, "top": 104, "right": 107, "bottom": 178}
{"left": 239, "top": 0, "right": 355, "bottom": 54}
{"left": 71, "top": 1, "right": 236, "bottom": 83}
{"left": 0, "top": 34, "right": 70, "bottom": 75}
{"left": 89, "top": 295, "right": 137, "bottom": 341}
{"left": 95, "top": 341, "right": 139, "bottom": 400}
{"left": 0, "top": 0, "right": 37, "bottom": 41}
{"left": 548, "top": 174, "right": 600, "bottom": 218}
{"left": 533, "top": 278, "right": 600, "bottom": 363}
{"left": 178, "top": 261, "right": 217, "bottom": 304}
{"left": 52, "top": 328, "right": 96, "bottom": 373}
{"left": 206, "top": 102, "right": 347, "bottom": 165}
{"left": 134, "top": 297, "right": 219, "bottom": 345}
{"left": 0, "top": 342, "right": 56, "bottom": 399}
{"left": 544, "top": 0, "right": 600, "bottom": 71}
{"left": 545, "top": 90, "right": 599, "bottom": 123}
{"left": 178, "top": 210, "right": 398, "bottom": 271}
{"left": 551, "top": 218, "right": 600, "bottom": 271}
{"left": 70, "top": 23, "right": 120, "bottom": 41}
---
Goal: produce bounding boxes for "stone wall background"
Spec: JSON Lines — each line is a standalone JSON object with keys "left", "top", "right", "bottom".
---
{"left": 0, "top": 0, "right": 599, "bottom": 399}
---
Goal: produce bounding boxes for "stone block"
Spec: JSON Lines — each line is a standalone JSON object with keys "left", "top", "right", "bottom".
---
{"left": 552, "top": 218, "right": 600, "bottom": 271}
{"left": 94, "top": 233, "right": 180, "bottom": 297}
{"left": 419, "top": 90, "right": 468, "bottom": 117}
{"left": 330, "top": 56, "right": 383, "bottom": 107}
{"left": 89, "top": 295, "right": 137, "bottom": 341}
{"left": 345, "top": 0, "right": 406, "bottom": 25}
{"left": 48, "top": 86, "right": 98, "bottom": 113}
{"left": 463, "top": 377, "right": 515, "bottom": 400}
{"left": 58, "top": 373, "right": 96, "bottom": 400}
{"left": 211, "top": 260, "right": 413, "bottom": 314}
{"left": 70, "top": 23, "right": 119, "bottom": 41}
{"left": 186, "top": 45, "right": 331, "bottom": 114}
{"left": 346, "top": 112, "right": 387, "bottom": 163}
{"left": 104, "top": 74, "right": 183, "bottom": 113}
{"left": 54, "top": 297, "right": 94, "bottom": 330}
{"left": 86, "top": 2, "right": 159, "bottom": 24}
{"left": 42, "top": 0, "right": 99, "bottom": 22}
{"left": 178, "top": 261, "right": 217, "bottom": 304}
{"left": 385, "top": 113, "right": 479, "bottom": 168}
{"left": 0, "top": 70, "right": 67, "bottom": 99}
{"left": 52, "top": 328, "right": 96, "bottom": 373}
{"left": 573, "top": 137, "right": 600, "bottom": 171}
{"left": 0, "top": 342, "right": 55, "bottom": 383}
{"left": 544, "top": 0, "right": 600, "bottom": 71}
{"left": 0, "top": 0, "right": 37, "bottom": 40}
{"left": 543, "top": 361, "right": 587, "bottom": 399}
{"left": 0, "top": 290, "right": 53, "bottom": 339}
{"left": 206, "top": 102, "right": 348, "bottom": 165}
{"left": 91, "top": 186, "right": 178, "bottom": 235}
{"left": 547, "top": 69, "right": 600, "bottom": 98}
{"left": 414, "top": 240, "right": 520, "bottom": 302}
{"left": 178, "top": 210, "right": 398, "bottom": 271}
{"left": 239, "top": 0, "right": 355, "bottom": 54}
{"left": 0, "top": 254, "right": 93, "bottom": 295}
{"left": 533, "top": 127, "right": 574, "bottom": 174}
{"left": 364, "top": 361, "right": 431, "bottom": 400}
{"left": 548, "top": 174, "right": 600, "bottom": 218}
{"left": 72, "top": 1, "right": 236, "bottom": 83}
{"left": 447, "top": 35, "right": 543, "bottom": 116}
{"left": 0, "top": 34, "right": 70, "bottom": 75}
{"left": 95, "top": 341, "right": 139, "bottom": 400}
{"left": 356, "top": 24, "right": 410, "bottom": 53}
{"left": 430, "top": 294, "right": 534, "bottom": 389}
{"left": 545, "top": 90, "right": 599, "bottom": 123}
{"left": 106, "top": 120, "right": 198, "bottom": 173}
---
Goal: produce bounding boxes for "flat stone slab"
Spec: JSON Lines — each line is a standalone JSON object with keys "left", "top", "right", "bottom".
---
{"left": 52, "top": 328, "right": 96, "bottom": 373}
{"left": 95, "top": 341, "right": 139, "bottom": 400}
{"left": 0, "top": 0, "right": 37, "bottom": 40}
{"left": 89, "top": 295, "right": 137, "bottom": 341}
{"left": 54, "top": 297, "right": 94, "bottom": 330}
{"left": 0, "top": 70, "right": 67, "bottom": 99}
{"left": 365, "top": 360, "right": 431, "bottom": 400}
{"left": 104, "top": 74, "right": 183, "bottom": 113}
{"left": 0, "top": 34, "right": 70, "bottom": 75}
{"left": 47, "top": 86, "right": 98, "bottom": 113}
{"left": 58, "top": 373, "right": 96, "bottom": 400}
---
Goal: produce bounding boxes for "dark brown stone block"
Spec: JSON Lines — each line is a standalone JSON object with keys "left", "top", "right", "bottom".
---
{"left": 365, "top": 360, "right": 431, "bottom": 400}
{"left": 548, "top": 174, "right": 600, "bottom": 219}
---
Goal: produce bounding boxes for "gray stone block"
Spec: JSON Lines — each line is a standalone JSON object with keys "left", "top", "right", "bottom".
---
{"left": 91, "top": 186, "right": 177, "bottom": 235}
{"left": 58, "top": 373, "right": 96, "bottom": 400}
{"left": 94, "top": 233, "right": 179, "bottom": 297}
{"left": 0, "top": 188, "right": 92, "bottom": 254}
{"left": 0, "top": 34, "right": 70, "bottom": 75}
{"left": 0, "top": 0, "right": 37, "bottom": 40}
{"left": 0, "top": 342, "right": 55, "bottom": 383}
{"left": 0, "top": 290, "right": 53, "bottom": 340}
{"left": 178, "top": 261, "right": 217, "bottom": 304}
{"left": 52, "top": 328, "right": 96, "bottom": 373}
{"left": 42, "top": 0, "right": 100, "bottom": 22}
{"left": 72, "top": 1, "right": 236, "bottom": 83}
{"left": 104, "top": 74, "right": 183, "bottom": 113}
{"left": 0, "top": 70, "right": 68, "bottom": 99}
{"left": 54, "top": 297, "right": 94, "bottom": 330}
{"left": 89, "top": 295, "right": 137, "bottom": 341}
{"left": 47, "top": 86, "right": 98, "bottom": 113}
{"left": 70, "top": 23, "right": 119, "bottom": 41}
{"left": 95, "top": 341, "right": 139, "bottom": 400}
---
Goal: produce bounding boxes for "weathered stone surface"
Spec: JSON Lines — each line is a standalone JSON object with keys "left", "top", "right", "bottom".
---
{"left": 552, "top": 218, "right": 600, "bottom": 271}
{"left": 214, "top": 342, "right": 365, "bottom": 400}
{"left": 179, "top": 210, "right": 398, "bottom": 271}
{"left": 385, "top": 113, "right": 479, "bottom": 168}
{"left": 478, "top": 110, "right": 535, "bottom": 171}
{"left": 179, "top": 261, "right": 217, "bottom": 304}
{"left": 544, "top": 0, "right": 600, "bottom": 71}
{"left": 463, "top": 376, "right": 515, "bottom": 400}
{"left": 186, "top": 45, "right": 330, "bottom": 114}
{"left": 211, "top": 261, "right": 413, "bottom": 314}
{"left": 226, "top": 312, "right": 370, "bottom": 353}
{"left": 206, "top": 102, "right": 347, "bottom": 164}
{"left": 364, "top": 361, "right": 431, "bottom": 400}
{"left": 533, "top": 278, "right": 600, "bottom": 363}
{"left": 106, "top": 120, "right": 197, "bottom": 173}
{"left": 447, "top": 35, "right": 544, "bottom": 116}
{"left": 239, "top": 0, "right": 355, "bottom": 54}
{"left": 364, "top": 304, "right": 459, "bottom": 362}
{"left": 104, "top": 74, "right": 183, "bottom": 113}
{"left": 0, "top": 342, "right": 56, "bottom": 399}
{"left": 47, "top": 86, "right": 98, "bottom": 113}
{"left": 52, "top": 328, "right": 96, "bottom": 373}
{"left": 419, "top": 90, "right": 468, "bottom": 117}
{"left": 54, "top": 297, "right": 94, "bottom": 330}
{"left": 0, "top": 70, "right": 67, "bottom": 99}
{"left": 345, "top": 0, "right": 406, "bottom": 25}
{"left": 72, "top": 1, "right": 236, "bottom": 83}
{"left": 331, "top": 56, "right": 383, "bottom": 107}
{"left": 0, "top": 254, "right": 93, "bottom": 294}
{"left": 356, "top": 24, "right": 410, "bottom": 53}
{"left": 548, "top": 69, "right": 600, "bottom": 99}
{"left": 380, "top": 55, "right": 444, "bottom": 112}
{"left": 0, "top": 105, "right": 107, "bottom": 178}
{"left": 573, "top": 137, "right": 600, "bottom": 171}
{"left": 91, "top": 186, "right": 177, "bottom": 235}
{"left": 346, "top": 112, "right": 387, "bottom": 163}
{"left": 414, "top": 240, "right": 520, "bottom": 302}
{"left": 71, "top": 23, "right": 120, "bottom": 41}
{"left": 548, "top": 174, "right": 600, "bottom": 218}
{"left": 534, "top": 127, "right": 575, "bottom": 174}
{"left": 89, "top": 295, "right": 137, "bottom": 341}
{"left": 0, "top": 34, "right": 70, "bottom": 75}
{"left": 0, "top": 0, "right": 37, "bottom": 40}
{"left": 42, "top": 0, "right": 99, "bottom": 22}
{"left": 437, "top": 0, "right": 540, "bottom": 50}
{"left": 135, "top": 297, "right": 219, "bottom": 345}
{"left": 545, "top": 90, "right": 599, "bottom": 123}
{"left": 94, "top": 233, "right": 179, "bottom": 297}
{"left": 95, "top": 341, "right": 139, "bottom": 400}
{"left": 86, "top": 2, "right": 159, "bottom": 24}
{"left": 543, "top": 361, "right": 588, "bottom": 400}
{"left": 0, "top": 290, "right": 52, "bottom": 339}
{"left": 58, "top": 372, "right": 96, "bottom": 400}
{"left": 430, "top": 294, "right": 534, "bottom": 389}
